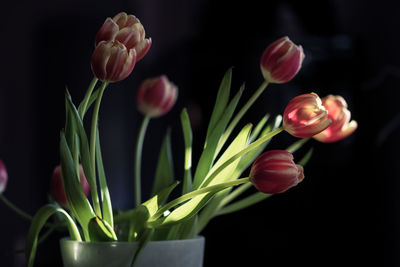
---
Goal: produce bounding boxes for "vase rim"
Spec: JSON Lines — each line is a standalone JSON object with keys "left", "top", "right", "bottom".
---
{"left": 60, "top": 235, "right": 205, "bottom": 245}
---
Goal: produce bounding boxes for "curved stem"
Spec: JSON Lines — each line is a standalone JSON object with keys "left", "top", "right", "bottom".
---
{"left": 217, "top": 80, "right": 270, "bottom": 153}
{"left": 79, "top": 77, "right": 98, "bottom": 119}
{"left": 0, "top": 194, "right": 32, "bottom": 221}
{"left": 148, "top": 177, "right": 250, "bottom": 223}
{"left": 89, "top": 81, "right": 108, "bottom": 217}
{"left": 134, "top": 116, "right": 151, "bottom": 207}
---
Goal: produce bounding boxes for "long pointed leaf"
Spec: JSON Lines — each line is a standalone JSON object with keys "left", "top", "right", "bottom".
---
{"left": 216, "top": 192, "right": 272, "bottom": 216}
{"left": 180, "top": 109, "right": 193, "bottom": 194}
{"left": 96, "top": 129, "right": 113, "bottom": 227}
{"left": 192, "top": 87, "right": 243, "bottom": 189}
{"left": 151, "top": 129, "right": 174, "bottom": 197}
{"left": 25, "top": 204, "right": 81, "bottom": 267}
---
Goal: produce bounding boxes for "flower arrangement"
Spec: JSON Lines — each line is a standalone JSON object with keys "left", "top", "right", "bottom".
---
{"left": 0, "top": 12, "right": 357, "bottom": 267}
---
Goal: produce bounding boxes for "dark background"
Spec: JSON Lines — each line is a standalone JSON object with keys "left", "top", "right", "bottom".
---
{"left": 1, "top": 0, "right": 399, "bottom": 266}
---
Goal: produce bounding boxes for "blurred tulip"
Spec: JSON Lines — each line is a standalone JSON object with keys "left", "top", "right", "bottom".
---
{"left": 313, "top": 95, "right": 358, "bottom": 143}
{"left": 95, "top": 12, "right": 151, "bottom": 61}
{"left": 0, "top": 160, "right": 8, "bottom": 194}
{"left": 137, "top": 75, "right": 178, "bottom": 118}
{"left": 283, "top": 93, "right": 331, "bottom": 138}
{"left": 91, "top": 40, "right": 136, "bottom": 82}
{"left": 260, "top": 36, "right": 305, "bottom": 83}
{"left": 250, "top": 150, "right": 304, "bottom": 194}
{"left": 51, "top": 165, "right": 90, "bottom": 208}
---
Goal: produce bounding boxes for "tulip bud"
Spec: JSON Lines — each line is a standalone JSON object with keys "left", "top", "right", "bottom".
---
{"left": 95, "top": 12, "right": 152, "bottom": 61}
{"left": 50, "top": 165, "right": 90, "bottom": 208}
{"left": 91, "top": 40, "right": 136, "bottom": 82}
{"left": 137, "top": 75, "right": 178, "bottom": 118}
{"left": 260, "top": 36, "right": 305, "bottom": 83}
{"left": 313, "top": 95, "right": 358, "bottom": 143}
{"left": 0, "top": 160, "right": 8, "bottom": 194}
{"left": 250, "top": 150, "right": 304, "bottom": 194}
{"left": 283, "top": 93, "right": 331, "bottom": 138}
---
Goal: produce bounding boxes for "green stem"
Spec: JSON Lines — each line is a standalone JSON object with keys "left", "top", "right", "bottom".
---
{"left": 89, "top": 81, "right": 108, "bottom": 217}
{"left": 217, "top": 80, "right": 270, "bottom": 153}
{"left": 134, "top": 116, "right": 151, "bottom": 207}
{"left": 0, "top": 194, "right": 32, "bottom": 221}
{"left": 79, "top": 77, "right": 98, "bottom": 119}
{"left": 148, "top": 177, "right": 250, "bottom": 223}
{"left": 200, "top": 127, "right": 283, "bottom": 188}
{"left": 217, "top": 182, "right": 252, "bottom": 210}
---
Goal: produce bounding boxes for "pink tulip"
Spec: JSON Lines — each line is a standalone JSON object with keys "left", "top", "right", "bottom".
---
{"left": 91, "top": 40, "right": 136, "bottom": 82}
{"left": 0, "top": 160, "right": 8, "bottom": 194}
{"left": 250, "top": 150, "right": 304, "bottom": 194}
{"left": 313, "top": 95, "right": 358, "bottom": 143}
{"left": 283, "top": 93, "right": 331, "bottom": 138}
{"left": 50, "top": 165, "right": 90, "bottom": 208}
{"left": 137, "top": 75, "right": 178, "bottom": 118}
{"left": 260, "top": 36, "right": 305, "bottom": 83}
{"left": 95, "top": 12, "right": 151, "bottom": 61}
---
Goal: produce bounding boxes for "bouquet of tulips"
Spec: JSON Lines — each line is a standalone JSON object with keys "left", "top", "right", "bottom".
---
{"left": 0, "top": 12, "right": 358, "bottom": 267}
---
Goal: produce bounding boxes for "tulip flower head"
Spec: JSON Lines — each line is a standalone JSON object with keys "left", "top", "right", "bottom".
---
{"left": 91, "top": 40, "right": 136, "bottom": 82}
{"left": 313, "top": 95, "right": 358, "bottom": 143}
{"left": 0, "top": 160, "right": 8, "bottom": 194}
{"left": 50, "top": 165, "right": 90, "bottom": 208}
{"left": 137, "top": 75, "right": 178, "bottom": 118}
{"left": 95, "top": 12, "right": 152, "bottom": 61}
{"left": 260, "top": 36, "right": 305, "bottom": 84}
{"left": 283, "top": 93, "right": 331, "bottom": 138}
{"left": 250, "top": 150, "right": 304, "bottom": 194}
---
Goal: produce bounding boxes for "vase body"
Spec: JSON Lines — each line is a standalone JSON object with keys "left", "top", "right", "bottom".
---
{"left": 60, "top": 236, "right": 205, "bottom": 267}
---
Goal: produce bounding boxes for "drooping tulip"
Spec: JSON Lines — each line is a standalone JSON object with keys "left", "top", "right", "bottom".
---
{"left": 283, "top": 93, "right": 331, "bottom": 138}
{"left": 95, "top": 12, "right": 151, "bottom": 61}
{"left": 0, "top": 160, "right": 8, "bottom": 194}
{"left": 137, "top": 75, "right": 178, "bottom": 118}
{"left": 50, "top": 165, "right": 90, "bottom": 208}
{"left": 313, "top": 95, "right": 358, "bottom": 143}
{"left": 91, "top": 40, "right": 136, "bottom": 82}
{"left": 260, "top": 36, "right": 305, "bottom": 83}
{"left": 250, "top": 150, "right": 304, "bottom": 194}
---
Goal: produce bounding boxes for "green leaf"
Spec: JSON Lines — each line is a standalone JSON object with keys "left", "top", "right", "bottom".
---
{"left": 180, "top": 109, "right": 193, "bottom": 194}
{"left": 65, "top": 90, "right": 100, "bottom": 217}
{"left": 88, "top": 216, "right": 117, "bottom": 241}
{"left": 249, "top": 114, "right": 270, "bottom": 143}
{"left": 25, "top": 204, "right": 81, "bottom": 267}
{"left": 200, "top": 124, "right": 252, "bottom": 188}
{"left": 128, "top": 182, "right": 180, "bottom": 241}
{"left": 192, "top": 87, "right": 243, "bottom": 190}
{"left": 60, "top": 132, "right": 95, "bottom": 235}
{"left": 216, "top": 192, "right": 272, "bottom": 216}
{"left": 151, "top": 129, "right": 174, "bottom": 197}
{"left": 205, "top": 67, "right": 232, "bottom": 140}
{"left": 286, "top": 138, "right": 310, "bottom": 154}
{"left": 96, "top": 129, "right": 114, "bottom": 227}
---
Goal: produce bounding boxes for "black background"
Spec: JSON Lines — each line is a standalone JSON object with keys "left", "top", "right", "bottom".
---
{"left": 1, "top": 0, "right": 399, "bottom": 266}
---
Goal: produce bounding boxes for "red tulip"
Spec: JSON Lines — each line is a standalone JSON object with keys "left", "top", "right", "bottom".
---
{"left": 91, "top": 40, "right": 136, "bottom": 82}
{"left": 313, "top": 95, "right": 358, "bottom": 143}
{"left": 137, "top": 75, "right": 178, "bottom": 118}
{"left": 95, "top": 12, "right": 151, "bottom": 61}
{"left": 260, "top": 36, "right": 305, "bottom": 83}
{"left": 0, "top": 160, "right": 8, "bottom": 194}
{"left": 250, "top": 150, "right": 304, "bottom": 194}
{"left": 283, "top": 93, "right": 331, "bottom": 138}
{"left": 50, "top": 165, "right": 90, "bottom": 208}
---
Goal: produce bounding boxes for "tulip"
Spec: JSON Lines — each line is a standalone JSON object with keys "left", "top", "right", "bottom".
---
{"left": 260, "top": 36, "right": 305, "bottom": 83}
{"left": 250, "top": 150, "right": 304, "bottom": 194}
{"left": 95, "top": 12, "right": 151, "bottom": 61}
{"left": 137, "top": 75, "right": 178, "bottom": 118}
{"left": 91, "top": 40, "right": 136, "bottom": 82}
{"left": 313, "top": 95, "right": 358, "bottom": 143}
{"left": 50, "top": 165, "right": 90, "bottom": 208}
{"left": 283, "top": 93, "right": 331, "bottom": 138}
{"left": 0, "top": 160, "right": 8, "bottom": 194}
